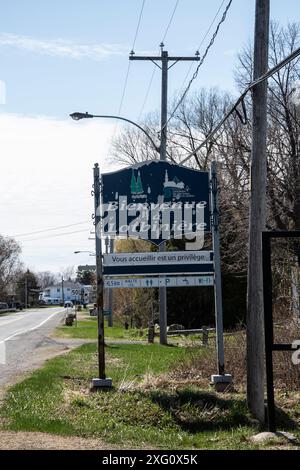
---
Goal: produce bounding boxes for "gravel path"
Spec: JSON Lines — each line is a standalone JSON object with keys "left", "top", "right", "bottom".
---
{"left": 0, "top": 430, "right": 120, "bottom": 450}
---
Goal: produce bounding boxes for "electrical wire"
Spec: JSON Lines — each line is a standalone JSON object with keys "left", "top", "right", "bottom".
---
{"left": 132, "top": 0, "right": 146, "bottom": 51}
{"left": 164, "top": 0, "right": 233, "bottom": 131}
{"left": 106, "top": 0, "right": 146, "bottom": 158}
{"left": 17, "top": 229, "right": 90, "bottom": 243}
{"left": 138, "top": 67, "right": 156, "bottom": 121}
{"left": 180, "top": 45, "right": 300, "bottom": 165}
{"left": 137, "top": 0, "right": 180, "bottom": 121}
{"left": 179, "top": 0, "right": 226, "bottom": 93}
{"left": 161, "top": 0, "right": 180, "bottom": 44}
{"left": 10, "top": 221, "right": 92, "bottom": 238}
{"left": 119, "top": 0, "right": 146, "bottom": 117}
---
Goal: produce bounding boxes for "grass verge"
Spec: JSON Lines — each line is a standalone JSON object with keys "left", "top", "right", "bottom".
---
{"left": 2, "top": 340, "right": 298, "bottom": 449}
{"left": 55, "top": 316, "right": 148, "bottom": 341}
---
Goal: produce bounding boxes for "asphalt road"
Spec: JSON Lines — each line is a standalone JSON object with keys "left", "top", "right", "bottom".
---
{"left": 0, "top": 307, "right": 66, "bottom": 387}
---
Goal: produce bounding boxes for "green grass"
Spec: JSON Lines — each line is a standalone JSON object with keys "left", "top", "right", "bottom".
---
{"left": 55, "top": 316, "right": 148, "bottom": 341}
{"left": 55, "top": 315, "right": 206, "bottom": 344}
{"left": 1, "top": 340, "right": 294, "bottom": 450}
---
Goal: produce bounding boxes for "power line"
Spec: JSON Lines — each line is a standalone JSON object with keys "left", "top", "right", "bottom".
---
{"left": 137, "top": 0, "right": 180, "bottom": 121}
{"left": 106, "top": 0, "right": 146, "bottom": 156}
{"left": 179, "top": 0, "right": 227, "bottom": 93}
{"left": 132, "top": 0, "right": 146, "bottom": 51}
{"left": 138, "top": 67, "right": 156, "bottom": 121}
{"left": 119, "top": 0, "right": 146, "bottom": 117}
{"left": 18, "top": 228, "right": 90, "bottom": 243}
{"left": 180, "top": 45, "right": 300, "bottom": 165}
{"left": 161, "top": 0, "right": 180, "bottom": 43}
{"left": 164, "top": 0, "right": 233, "bottom": 130}
{"left": 197, "top": 0, "right": 227, "bottom": 51}
{"left": 11, "top": 221, "right": 91, "bottom": 238}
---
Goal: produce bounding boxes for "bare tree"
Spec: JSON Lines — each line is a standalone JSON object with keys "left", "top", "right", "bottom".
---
{"left": 60, "top": 266, "right": 76, "bottom": 282}
{"left": 112, "top": 113, "right": 160, "bottom": 165}
{"left": 0, "top": 235, "right": 23, "bottom": 299}
{"left": 37, "top": 271, "right": 58, "bottom": 289}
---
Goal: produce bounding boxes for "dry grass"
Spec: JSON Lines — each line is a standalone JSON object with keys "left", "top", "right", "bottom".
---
{"left": 273, "top": 319, "right": 300, "bottom": 391}
{"left": 139, "top": 324, "right": 300, "bottom": 393}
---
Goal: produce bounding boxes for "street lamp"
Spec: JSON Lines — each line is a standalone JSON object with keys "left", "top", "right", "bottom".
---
{"left": 70, "top": 112, "right": 160, "bottom": 154}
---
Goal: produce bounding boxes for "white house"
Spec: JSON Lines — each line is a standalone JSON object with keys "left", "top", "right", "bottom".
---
{"left": 40, "top": 281, "right": 93, "bottom": 305}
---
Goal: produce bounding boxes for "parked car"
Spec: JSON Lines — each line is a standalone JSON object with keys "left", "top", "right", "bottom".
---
{"left": 0, "top": 302, "right": 9, "bottom": 312}
{"left": 64, "top": 301, "right": 73, "bottom": 308}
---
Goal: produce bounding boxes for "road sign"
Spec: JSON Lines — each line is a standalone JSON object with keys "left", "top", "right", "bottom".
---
{"left": 104, "top": 276, "right": 214, "bottom": 289}
{"left": 103, "top": 309, "right": 111, "bottom": 316}
{"left": 101, "top": 160, "right": 210, "bottom": 245}
{"left": 103, "top": 251, "right": 214, "bottom": 276}
{"left": 104, "top": 251, "right": 212, "bottom": 266}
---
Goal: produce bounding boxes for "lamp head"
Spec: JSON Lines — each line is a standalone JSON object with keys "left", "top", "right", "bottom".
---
{"left": 70, "top": 112, "right": 93, "bottom": 121}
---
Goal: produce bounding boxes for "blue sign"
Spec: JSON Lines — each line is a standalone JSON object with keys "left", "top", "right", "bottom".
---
{"left": 101, "top": 160, "right": 210, "bottom": 246}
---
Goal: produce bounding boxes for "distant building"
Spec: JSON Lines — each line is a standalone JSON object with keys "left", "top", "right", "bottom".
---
{"left": 40, "top": 281, "right": 93, "bottom": 305}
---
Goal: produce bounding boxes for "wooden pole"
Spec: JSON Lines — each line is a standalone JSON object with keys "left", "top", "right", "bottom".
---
{"left": 247, "top": 0, "right": 270, "bottom": 423}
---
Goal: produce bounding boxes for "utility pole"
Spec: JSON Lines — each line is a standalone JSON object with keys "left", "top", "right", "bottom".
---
{"left": 92, "top": 163, "right": 112, "bottom": 388}
{"left": 61, "top": 276, "right": 65, "bottom": 306}
{"left": 130, "top": 44, "right": 199, "bottom": 345}
{"left": 247, "top": 0, "right": 270, "bottom": 423}
{"left": 24, "top": 271, "right": 28, "bottom": 309}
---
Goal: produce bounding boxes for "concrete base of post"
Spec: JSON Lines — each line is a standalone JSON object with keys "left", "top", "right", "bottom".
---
{"left": 91, "top": 378, "right": 113, "bottom": 389}
{"left": 210, "top": 374, "right": 233, "bottom": 392}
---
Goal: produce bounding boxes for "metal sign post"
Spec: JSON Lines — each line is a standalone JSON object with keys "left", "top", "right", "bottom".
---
{"left": 210, "top": 161, "right": 232, "bottom": 388}
{"left": 92, "top": 163, "right": 112, "bottom": 388}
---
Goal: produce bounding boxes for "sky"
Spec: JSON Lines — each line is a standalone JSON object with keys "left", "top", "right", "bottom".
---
{"left": 0, "top": 0, "right": 299, "bottom": 273}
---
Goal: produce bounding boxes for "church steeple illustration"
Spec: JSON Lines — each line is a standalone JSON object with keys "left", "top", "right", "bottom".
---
{"left": 131, "top": 170, "right": 137, "bottom": 194}
{"left": 136, "top": 171, "right": 143, "bottom": 194}
{"left": 130, "top": 170, "right": 144, "bottom": 195}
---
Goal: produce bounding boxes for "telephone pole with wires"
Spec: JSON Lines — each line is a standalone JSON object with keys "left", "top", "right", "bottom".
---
{"left": 130, "top": 43, "right": 200, "bottom": 345}
{"left": 247, "top": 0, "right": 270, "bottom": 424}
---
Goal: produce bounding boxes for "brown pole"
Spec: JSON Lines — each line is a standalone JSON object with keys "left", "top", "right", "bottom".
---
{"left": 247, "top": 0, "right": 270, "bottom": 423}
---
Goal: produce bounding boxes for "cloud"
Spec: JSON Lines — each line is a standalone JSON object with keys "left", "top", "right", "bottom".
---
{"left": 0, "top": 33, "right": 128, "bottom": 61}
{"left": 0, "top": 113, "right": 121, "bottom": 271}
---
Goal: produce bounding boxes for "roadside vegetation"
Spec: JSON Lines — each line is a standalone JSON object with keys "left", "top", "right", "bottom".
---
{"left": 1, "top": 317, "right": 300, "bottom": 450}
{"left": 55, "top": 316, "right": 148, "bottom": 341}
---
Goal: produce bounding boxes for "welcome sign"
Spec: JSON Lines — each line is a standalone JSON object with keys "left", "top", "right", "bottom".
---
{"left": 101, "top": 160, "right": 210, "bottom": 248}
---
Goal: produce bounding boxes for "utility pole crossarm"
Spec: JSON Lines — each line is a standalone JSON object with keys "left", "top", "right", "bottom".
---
{"left": 130, "top": 56, "right": 200, "bottom": 62}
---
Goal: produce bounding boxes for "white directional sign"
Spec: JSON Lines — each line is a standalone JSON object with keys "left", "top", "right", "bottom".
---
{"left": 104, "top": 276, "right": 214, "bottom": 289}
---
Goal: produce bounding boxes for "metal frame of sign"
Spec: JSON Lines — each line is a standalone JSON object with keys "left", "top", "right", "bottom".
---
{"left": 262, "top": 230, "right": 300, "bottom": 432}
